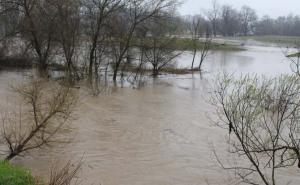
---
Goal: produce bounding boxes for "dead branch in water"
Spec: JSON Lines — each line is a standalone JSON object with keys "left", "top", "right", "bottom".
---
{"left": 1, "top": 79, "right": 77, "bottom": 161}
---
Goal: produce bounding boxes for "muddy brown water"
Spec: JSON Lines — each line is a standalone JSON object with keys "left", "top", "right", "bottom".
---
{"left": 0, "top": 45, "right": 299, "bottom": 185}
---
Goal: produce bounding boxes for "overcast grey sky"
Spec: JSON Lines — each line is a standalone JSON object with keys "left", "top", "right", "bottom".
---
{"left": 179, "top": 0, "right": 300, "bottom": 18}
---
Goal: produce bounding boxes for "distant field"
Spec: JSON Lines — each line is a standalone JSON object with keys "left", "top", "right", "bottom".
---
{"left": 232, "top": 35, "right": 300, "bottom": 46}
{"left": 172, "top": 38, "right": 244, "bottom": 51}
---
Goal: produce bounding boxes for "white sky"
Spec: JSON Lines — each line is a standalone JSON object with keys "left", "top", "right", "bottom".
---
{"left": 179, "top": 0, "right": 300, "bottom": 18}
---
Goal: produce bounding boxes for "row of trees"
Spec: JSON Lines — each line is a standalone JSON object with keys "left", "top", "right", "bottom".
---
{"left": 182, "top": 1, "right": 258, "bottom": 37}
{"left": 180, "top": 1, "right": 300, "bottom": 37}
{"left": 255, "top": 15, "right": 300, "bottom": 36}
{"left": 0, "top": 0, "right": 179, "bottom": 86}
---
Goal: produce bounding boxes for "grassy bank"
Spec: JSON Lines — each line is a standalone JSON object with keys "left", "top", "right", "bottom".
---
{"left": 133, "top": 37, "right": 244, "bottom": 51}
{"left": 287, "top": 52, "right": 300, "bottom": 57}
{"left": 172, "top": 38, "right": 244, "bottom": 51}
{"left": 0, "top": 161, "right": 36, "bottom": 185}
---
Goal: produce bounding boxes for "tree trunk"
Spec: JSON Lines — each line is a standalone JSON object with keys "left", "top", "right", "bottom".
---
{"left": 113, "top": 65, "right": 119, "bottom": 82}
{"left": 213, "top": 22, "right": 217, "bottom": 37}
{"left": 199, "top": 56, "right": 205, "bottom": 71}
{"left": 88, "top": 49, "right": 95, "bottom": 83}
{"left": 191, "top": 49, "right": 197, "bottom": 70}
{"left": 37, "top": 58, "right": 48, "bottom": 78}
{"left": 5, "top": 152, "right": 17, "bottom": 161}
{"left": 152, "top": 65, "right": 159, "bottom": 77}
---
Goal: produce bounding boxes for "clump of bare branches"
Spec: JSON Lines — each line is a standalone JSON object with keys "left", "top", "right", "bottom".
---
{"left": 48, "top": 160, "right": 82, "bottom": 185}
{"left": 1, "top": 79, "right": 77, "bottom": 161}
{"left": 212, "top": 74, "right": 300, "bottom": 185}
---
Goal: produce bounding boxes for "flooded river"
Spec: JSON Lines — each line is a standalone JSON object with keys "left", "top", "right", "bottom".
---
{"left": 0, "top": 45, "right": 299, "bottom": 185}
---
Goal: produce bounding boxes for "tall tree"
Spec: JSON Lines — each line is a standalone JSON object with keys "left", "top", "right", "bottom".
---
{"left": 240, "top": 6, "right": 257, "bottom": 36}
{"left": 5, "top": 0, "right": 58, "bottom": 76}
{"left": 220, "top": 5, "right": 240, "bottom": 36}
{"left": 54, "top": 0, "right": 82, "bottom": 82}
{"left": 188, "top": 15, "right": 205, "bottom": 70}
{"left": 207, "top": 0, "right": 219, "bottom": 37}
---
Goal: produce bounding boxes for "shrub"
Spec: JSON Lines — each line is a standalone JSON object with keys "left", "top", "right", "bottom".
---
{"left": 0, "top": 161, "right": 36, "bottom": 185}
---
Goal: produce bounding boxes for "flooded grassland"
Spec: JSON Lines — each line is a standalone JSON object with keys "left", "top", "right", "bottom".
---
{"left": 0, "top": 44, "right": 299, "bottom": 185}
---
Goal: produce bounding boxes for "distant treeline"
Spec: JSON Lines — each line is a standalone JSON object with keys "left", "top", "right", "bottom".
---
{"left": 172, "top": 1, "right": 300, "bottom": 37}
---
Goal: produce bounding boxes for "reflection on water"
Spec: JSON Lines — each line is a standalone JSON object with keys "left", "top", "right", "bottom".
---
{"left": 0, "top": 46, "right": 299, "bottom": 185}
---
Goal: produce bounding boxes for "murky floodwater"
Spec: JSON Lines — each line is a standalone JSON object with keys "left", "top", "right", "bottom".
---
{"left": 1, "top": 45, "right": 300, "bottom": 185}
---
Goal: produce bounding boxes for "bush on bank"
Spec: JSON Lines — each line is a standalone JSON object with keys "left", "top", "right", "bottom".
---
{"left": 0, "top": 161, "right": 36, "bottom": 185}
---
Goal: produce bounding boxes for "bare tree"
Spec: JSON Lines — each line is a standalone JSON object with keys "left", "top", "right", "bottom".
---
{"left": 127, "top": 22, "right": 149, "bottom": 87}
{"left": 198, "top": 29, "right": 211, "bottom": 71}
{"left": 207, "top": 0, "right": 219, "bottom": 37}
{"left": 0, "top": 1, "right": 21, "bottom": 51}
{"left": 1, "top": 79, "right": 77, "bottom": 161}
{"left": 220, "top": 5, "right": 240, "bottom": 36}
{"left": 5, "top": 0, "right": 58, "bottom": 76}
{"left": 212, "top": 74, "right": 300, "bottom": 185}
{"left": 109, "top": 0, "right": 178, "bottom": 82}
{"left": 54, "top": 0, "right": 82, "bottom": 82}
{"left": 83, "top": 0, "right": 123, "bottom": 83}
{"left": 188, "top": 15, "right": 205, "bottom": 70}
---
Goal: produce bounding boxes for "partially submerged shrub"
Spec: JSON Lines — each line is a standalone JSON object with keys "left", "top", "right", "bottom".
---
{"left": 212, "top": 74, "right": 300, "bottom": 185}
{"left": 48, "top": 160, "right": 81, "bottom": 185}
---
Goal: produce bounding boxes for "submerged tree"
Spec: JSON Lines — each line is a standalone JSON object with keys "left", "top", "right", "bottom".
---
{"left": 198, "top": 29, "right": 211, "bottom": 71}
{"left": 4, "top": 0, "right": 59, "bottom": 76}
{"left": 108, "top": 0, "right": 178, "bottom": 82}
{"left": 143, "top": 18, "right": 181, "bottom": 77}
{"left": 188, "top": 15, "right": 205, "bottom": 70}
{"left": 1, "top": 80, "right": 77, "bottom": 161}
{"left": 83, "top": 0, "right": 123, "bottom": 83}
{"left": 212, "top": 74, "right": 300, "bottom": 185}
{"left": 54, "top": 0, "right": 82, "bottom": 82}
